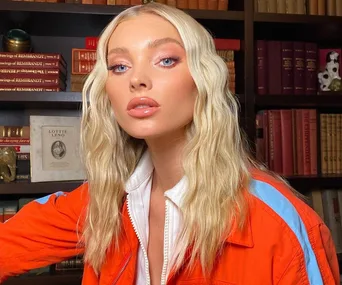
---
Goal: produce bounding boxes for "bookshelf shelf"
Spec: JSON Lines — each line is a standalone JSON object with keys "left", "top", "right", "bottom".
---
{"left": 0, "top": 1, "right": 244, "bottom": 20}
{"left": 255, "top": 94, "right": 342, "bottom": 110}
{"left": 0, "top": 92, "right": 82, "bottom": 110}
{"left": 3, "top": 273, "right": 82, "bottom": 285}
{"left": 254, "top": 12, "right": 342, "bottom": 25}
{"left": 285, "top": 175, "right": 342, "bottom": 190}
{"left": 0, "top": 0, "right": 244, "bottom": 36}
{"left": 0, "top": 180, "right": 83, "bottom": 195}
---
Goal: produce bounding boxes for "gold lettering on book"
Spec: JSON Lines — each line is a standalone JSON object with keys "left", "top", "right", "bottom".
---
{"left": 0, "top": 54, "right": 58, "bottom": 60}
{"left": 0, "top": 69, "right": 58, "bottom": 74}
{"left": 0, "top": 78, "right": 58, "bottom": 83}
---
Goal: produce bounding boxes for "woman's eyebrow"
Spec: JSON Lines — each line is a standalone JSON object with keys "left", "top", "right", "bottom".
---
{"left": 107, "top": 37, "right": 184, "bottom": 57}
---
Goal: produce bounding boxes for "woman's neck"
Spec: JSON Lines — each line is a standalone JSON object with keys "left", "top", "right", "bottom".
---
{"left": 146, "top": 129, "right": 187, "bottom": 193}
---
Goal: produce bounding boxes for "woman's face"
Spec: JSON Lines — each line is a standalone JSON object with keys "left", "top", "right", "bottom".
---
{"left": 106, "top": 13, "right": 197, "bottom": 140}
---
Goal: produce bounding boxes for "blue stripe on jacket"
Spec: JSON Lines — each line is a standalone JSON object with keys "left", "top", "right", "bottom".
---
{"left": 251, "top": 179, "right": 323, "bottom": 285}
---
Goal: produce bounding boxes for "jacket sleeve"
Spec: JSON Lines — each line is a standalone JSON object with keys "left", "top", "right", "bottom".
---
{"left": 278, "top": 222, "right": 340, "bottom": 285}
{"left": 0, "top": 183, "right": 88, "bottom": 283}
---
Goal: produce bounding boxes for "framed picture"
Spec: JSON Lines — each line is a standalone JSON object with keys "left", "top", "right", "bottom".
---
{"left": 30, "top": 115, "right": 85, "bottom": 182}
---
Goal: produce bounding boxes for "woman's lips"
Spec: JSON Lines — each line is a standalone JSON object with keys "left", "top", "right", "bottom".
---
{"left": 127, "top": 97, "right": 160, "bottom": 118}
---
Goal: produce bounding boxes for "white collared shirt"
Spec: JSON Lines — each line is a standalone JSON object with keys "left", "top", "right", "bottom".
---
{"left": 125, "top": 150, "right": 187, "bottom": 285}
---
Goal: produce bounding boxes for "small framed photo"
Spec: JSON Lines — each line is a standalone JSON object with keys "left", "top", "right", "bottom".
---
{"left": 30, "top": 115, "right": 85, "bottom": 183}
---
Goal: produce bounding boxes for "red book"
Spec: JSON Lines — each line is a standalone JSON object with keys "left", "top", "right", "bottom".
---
{"left": 293, "top": 42, "right": 305, "bottom": 95}
{"left": 263, "top": 111, "right": 269, "bottom": 167}
{"left": 309, "top": 109, "right": 318, "bottom": 175}
{"left": 281, "top": 41, "right": 294, "bottom": 94}
{"left": 0, "top": 138, "right": 29, "bottom": 145}
{"left": 256, "top": 40, "right": 268, "bottom": 95}
{"left": 85, "top": 37, "right": 99, "bottom": 50}
{"left": 213, "top": 39, "right": 240, "bottom": 51}
{"left": 280, "top": 109, "right": 294, "bottom": 176}
{"left": 305, "top": 42, "right": 318, "bottom": 95}
{"left": 302, "top": 109, "right": 311, "bottom": 175}
{"left": 295, "top": 109, "right": 304, "bottom": 175}
{"left": 268, "top": 110, "right": 282, "bottom": 174}
{"left": 267, "top": 41, "right": 282, "bottom": 95}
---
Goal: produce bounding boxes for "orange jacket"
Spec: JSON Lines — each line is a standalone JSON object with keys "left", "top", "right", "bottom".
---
{"left": 0, "top": 170, "right": 340, "bottom": 284}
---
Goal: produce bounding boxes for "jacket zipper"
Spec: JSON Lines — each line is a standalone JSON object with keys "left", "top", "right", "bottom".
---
{"left": 161, "top": 200, "right": 170, "bottom": 285}
{"left": 126, "top": 193, "right": 151, "bottom": 285}
{"left": 112, "top": 252, "right": 131, "bottom": 285}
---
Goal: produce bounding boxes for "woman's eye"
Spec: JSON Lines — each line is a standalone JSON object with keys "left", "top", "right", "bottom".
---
{"left": 108, "top": 64, "right": 129, "bottom": 73}
{"left": 159, "top": 57, "right": 178, "bottom": 67}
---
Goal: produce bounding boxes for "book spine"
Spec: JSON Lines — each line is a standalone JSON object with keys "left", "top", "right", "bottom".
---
{"left": 332, "top": 114, "right": 337, "bottom": 173}
{"left": 337, "top": 114, "right": 342, "bottom": 174}
{"left": 337, "top": 0, "right": 342, "bottom": 16}
{"left": 0, "top": 60, "right": 66, "bottom": 75}
{"left": 296, "top": 0, "right": 305, "bottom": 14}
{"left": 213, "top": 39, "right": 241, "bottom": 51}
{"left": 207, "top": 0, "right": 217, "bottom": 10}
{"left": 0, "top": 77, "right": 64, "bottom": 88}
{"left": 280, "top": 109, "right": 294, "bottom": 176}
{"left": 267, "top": 41, "right": 282, "bottom": 95}
{"left": 281, "top": 41, "right": 294, "bottom": 94}
{"left": 305, "top": 42, "right": 318, "bottom": 95}
{"left": 0, "top": 145, "right": 30, "bottom": 153}
{"left": 292, "top": 109, "right": 298, "bottom": 174}
{"left": 320, "top": 114, "right": 328, "bottom": 174}
{"left": 198, "top": 0, "right": 207, "bottom": 9}
{"left": 256, "top": 40, "right": 268, "bottom": 95}
{"left": 72, "top": 61, "right": 96, "bottom": 74}
{"left": 308, "top": 0, "right": 318, "bottom": 14}
{"left": 309, "top": 109, "right": 318, "bottom": 175}
{"left": 0, "top": 138, "right": 29, "bottom": 145}
{"left": 0, "top": 86, "right": 62, "bottom": 92}
{"left": 286, "top": 0, "right": 295, "bottom": 13}
{"left": 302, "top": 109, "right": 311, "bottom": 175}
{"left": 293, "top": 41, "right": 305, "bottom": 95}
{"left": 277, "top": 0, "right": 286, "bottom": 13}
{"left": 269, "top": 110, "right": 282, "bottom": 173}
{"left": 72, "top": 49, "right": 96, "bottom": 61}
{"left": 296, "top": 109, "right": 304, "bottom": 175}
{"left": 0, "top": 126, "right": 30, "bottom": 138}
{"left": 0, "top": 52, "right": 65, "bottom": 62}
{"left": 0, "top": 67, "right": 64, "bottom": 77}
{"left": 0, "top": 73, "right": 64, "bottom": 80}
{"left": 327, "top": 114, "right": 333, "bottom": 174}
{"left": 317, "top": 0, "right": 325, "bottom": 15}
{"left": 217, "top": 0, "right": 228, "bottom": 10}
{"left": 327, "top": 0, "right": 336, "bottom": 15}
{"left": 268, "top": 0, "right": 277, "bottom": 12}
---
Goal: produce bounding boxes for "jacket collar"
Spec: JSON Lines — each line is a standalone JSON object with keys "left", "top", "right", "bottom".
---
{"left": 225, "top": 211, "right": 254, "bottom": 248}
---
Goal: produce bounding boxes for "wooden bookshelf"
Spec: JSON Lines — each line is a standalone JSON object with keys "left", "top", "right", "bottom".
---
{"left": 0, "top": 1, "right": 244, "bottom": 20}
{"left": 255, "top": 94, "right": 342, "bottom": 109}
{"left": 0, "top": 92, "right": 83, "bottom": 110}
{"left": 0, "top": 0, "right": 342, "bottom": 282}
{"left": 3, "top": 273, "right": 82, "bottom": 285}
{"left": 285, "top": 175, "right": 342, "bottom": 190}
{"left": 0, "top": 180, "right": 83, "bottom": 195}
{"left": 254, "top": 12, "right": 342, "bottom": 24}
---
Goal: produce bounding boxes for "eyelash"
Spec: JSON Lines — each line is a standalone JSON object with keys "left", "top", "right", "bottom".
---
{"left": 107, "top": 57, "right": 180, "bottom": 74}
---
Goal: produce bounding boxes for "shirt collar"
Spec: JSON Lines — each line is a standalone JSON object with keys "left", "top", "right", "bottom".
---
{"left": 125, "top": 149, "right": 187, "bottom": 208}
{"left": 125, "top": 149, "right": 253, "bottom": 247}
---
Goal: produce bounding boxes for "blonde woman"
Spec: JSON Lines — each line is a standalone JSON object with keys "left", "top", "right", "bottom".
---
{"left": 0, "top": 3, "right": 339, "bottom": 285}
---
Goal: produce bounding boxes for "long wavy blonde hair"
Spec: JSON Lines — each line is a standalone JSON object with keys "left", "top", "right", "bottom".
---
{"left": 80, "top": 2, "right": 253, "bottom": 276}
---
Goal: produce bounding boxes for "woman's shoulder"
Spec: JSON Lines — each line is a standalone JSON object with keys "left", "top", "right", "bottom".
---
{"left": 242, "top": 168, "right": 339, "bottom": 284}
{"left": 248, "top": 168, "right": 323, "bottom": 230}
